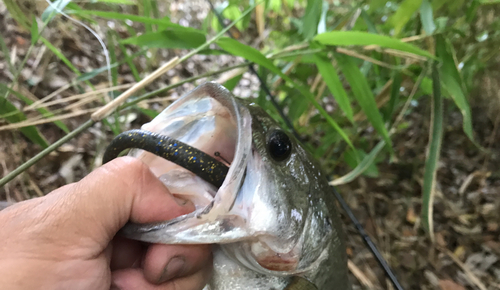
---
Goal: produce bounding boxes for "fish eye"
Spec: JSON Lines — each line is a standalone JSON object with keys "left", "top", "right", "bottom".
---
{"left": 267, "top": 130, "right": 292, "bottom": 162}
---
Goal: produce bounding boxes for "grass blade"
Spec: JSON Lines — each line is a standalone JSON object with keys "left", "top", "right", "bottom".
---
{"left": 0, "top": 84, "right": 69, "bottom": 133}
{"left": 436, "top": 36, "right": 474, "bottom": 142}
{"left": 216, "top": 37, "right": 355, "bottom": 150}
{"left": 387, "top": 0, "right": 423, "bottom": 36}
{"left": 121, "top": 29, "right": 206, "bottom": 49}
{"left": 421, "top": 61, "right": 444, "bottom": 241}
{"left": 302, "top": 0, "right": 322, "bottom": 39}
{"left": 40, "top": 37, "right": 81, "bottom": 75}
{"left": 71, "top": 10, "right": 199, "bottom": 31}
{"left": 313, "top": 53, "right": 354, "bottom": 122}
{"left": 420, "top": 0, "right": 436, "bottom": 35}
{"left": 0, "top": 94, "right": 49, "bottom": 148}
{"left": 330, "top": 140, "right": 385, "bottom": 185}
{"left": 30, "top": 16, "right": 39, "bottom": 44}
{"left": 335, "top": 53, "right": 392, "bottom": 150}
{"left": 314, "top": 31, "right": 435, "bottom": 59}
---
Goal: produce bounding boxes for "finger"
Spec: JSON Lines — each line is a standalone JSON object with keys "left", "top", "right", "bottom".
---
{"left": 143, "top": 244, "right": 212, "bottom": 284}
{"left": 110, "top": 237, "right": 144, "bottom": 270}
{"left": 44, "top": 157, "right": 196, "bottom": 248}
{"left": 112, "top": 262, "right": 212, "bottom": 290}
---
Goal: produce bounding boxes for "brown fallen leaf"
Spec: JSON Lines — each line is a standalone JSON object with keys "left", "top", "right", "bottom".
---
{"left": 439, "top": 279, "right": 466, "bottom": 290}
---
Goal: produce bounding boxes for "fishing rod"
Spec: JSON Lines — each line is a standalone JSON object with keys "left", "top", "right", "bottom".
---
{"left": 205, "top": 2, "right": 404, "bottom": 289}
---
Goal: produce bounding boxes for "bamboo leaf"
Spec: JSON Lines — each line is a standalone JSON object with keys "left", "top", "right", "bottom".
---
{"left": 421, "top": 62, "right": 444, "bottom": 241}
{"left": 344, "top": 148, "right": 379, "bottom": 177}
{"left": 71, "top": 10, "right": 198, "bottom": 32}
{"left": 436, "top": 36, "right": 474, "bottom": 142}
{"left": 121, "top": 29, "right": 206, "bottom": 49}
{"left": 0, "top": 94, "right": 49, "bottom": 148}
{"left": 30, "top": 16, "right": 39, "bottom": 44}
{"left": 335, "top": 53, "right": 392, "bottom": 150}
{"left": 330, "top": 140, "right": 385, "bottom": 185}
{"left": 387, "top": 0, "right": 423, "bottom": 36}
{"left": 216, "top": 37, "right": 355, "bottom": 150}
{"left": 40, "top": 37, "right": 81, "bottom": 75}
{"left": 420, "top": 0, "right": 436, "bottom": 34}
{"left": 0, "top": 84, "right": 69, "bottom": 133}
{"left": 314, "top": 31, "right": 435, "bottom": 59}
{"left": 302, "top": 0, "right": 322, "bottom": 39}
{"left": 313, "top": 53, "right": 353, "bottom": 122}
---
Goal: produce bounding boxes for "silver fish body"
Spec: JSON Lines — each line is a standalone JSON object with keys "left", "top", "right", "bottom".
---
{"left": 122, "top": 82, "right": 350, "bottom": 290}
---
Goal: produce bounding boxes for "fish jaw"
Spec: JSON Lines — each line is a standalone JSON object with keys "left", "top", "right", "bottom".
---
{"left": 124, "top": 82, "right": 254, "bottom": 244}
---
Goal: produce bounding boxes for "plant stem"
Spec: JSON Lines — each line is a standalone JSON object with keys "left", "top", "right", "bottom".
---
{"left": 0, "top": 120, "right": 95, "bottom": 187}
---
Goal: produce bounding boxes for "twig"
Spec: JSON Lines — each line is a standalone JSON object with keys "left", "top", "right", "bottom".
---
{"left": 348, "top": 259, "right": 377, "bottom": 289}
{"left": 436, "top": 246, "right": 488, "bottom": 290}
{"left": 90, "top": 57, "right": 180, "bottom": 121}
{"left": 0, "top": 108, "right": 96, "bottom": 131}
{"left": 336, "top": 47, "right": 401, "bottom": 70}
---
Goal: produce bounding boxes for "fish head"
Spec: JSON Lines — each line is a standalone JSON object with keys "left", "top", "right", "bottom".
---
{"left": 123, "top": 82, "right": 349, "bottom": 289}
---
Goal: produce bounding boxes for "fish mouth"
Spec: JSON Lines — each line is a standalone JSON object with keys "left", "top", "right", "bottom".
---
{"left": 112, "top": 82, "right": 255, "bottom": 245}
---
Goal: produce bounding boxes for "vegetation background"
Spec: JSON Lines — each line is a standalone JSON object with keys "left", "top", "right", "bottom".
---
{"left": 0, "top": 0, "right": 499, "bottom": 289}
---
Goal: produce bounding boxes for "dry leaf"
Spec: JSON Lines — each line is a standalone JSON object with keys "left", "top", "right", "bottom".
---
{"left": 439, "top": 279, "right": 466, "bottom": 290}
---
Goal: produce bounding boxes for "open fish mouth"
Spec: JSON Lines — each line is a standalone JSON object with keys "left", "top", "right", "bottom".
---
{"left": 103, "top": 82, "right": 348, "bottom": 289}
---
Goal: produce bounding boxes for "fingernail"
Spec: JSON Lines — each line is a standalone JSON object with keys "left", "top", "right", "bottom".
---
{"left": 159, "top": 256, "right": 185, "bottom": 283}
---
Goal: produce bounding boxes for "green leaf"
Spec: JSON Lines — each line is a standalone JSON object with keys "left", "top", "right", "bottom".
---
{"left": 137, "top": 107, "right": 159, "bottom": 119}
{"left": 0, "top": 94, "right": 49, "bottom": 148}
{"left": 0, "top": 84, "right": 69, "bottom": 133}
{"left": 314, "top": 31, "right": 435, "bottom": 59}
{"left": 330, "top": 140, "right": 385, "bottom": 185}
{"left": 223, "top": 5, "right": 244, "bottom": 31}
{"left": 40, "top": 37, "right": 81, "bottom": 75}
{"left": 420, "top": 0, "right": 436, "bottom": 34}
{"left": 335, "top": 53, "right": 392, "bottom": 150}
{"left": 71, "top": 10, "right": 198, "bottom": 32}
{"left": 30, "top": 16, "right": 39, "bottom": 44}
{"left": 344, "top": 148, "right": 379, "bottom": 177}
{"left": 421, "top": 62, "right": 444, "bottom": 241}
{"left": 301, "top": 0, "right": 322, "bottom": 39}
{"left": 223, "top": 74, "right": 244, "bottom": 92}
{"left": 216, "top": 37, "right": 355, "bottom": 150}
{"left": 436, "top": 36, "right": 474, "bottom": 142}
{"left": 313, "top": 53, "right": 353, "bottom": 122}
{"left": 41, "top": 0, "right": 72, "bottom": 23}
{"left": 121, "top": 28, "right": 206, "bottom": 49}
{"left": 387, "top": 0, "right": 423, "bottom": 36}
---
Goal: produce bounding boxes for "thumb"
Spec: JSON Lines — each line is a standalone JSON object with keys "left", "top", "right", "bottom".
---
{"left": 46, "top": 156, "right": 195, "bottom": 249}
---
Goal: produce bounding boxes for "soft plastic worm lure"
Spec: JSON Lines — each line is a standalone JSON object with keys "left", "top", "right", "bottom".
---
{"left": 102, "top": 129, "right": 229, "bottom": 188}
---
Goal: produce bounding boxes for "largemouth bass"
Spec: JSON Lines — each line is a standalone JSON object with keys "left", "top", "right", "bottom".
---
{"left": 107, "top": 82, "right": 350, "bottom": 290}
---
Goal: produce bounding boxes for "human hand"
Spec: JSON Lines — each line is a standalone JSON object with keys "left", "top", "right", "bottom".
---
{"left": 0, "top": 157, "right": 212, "bottom": 290}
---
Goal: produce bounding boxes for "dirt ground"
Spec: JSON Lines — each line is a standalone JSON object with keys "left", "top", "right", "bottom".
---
{"left": 0, "top": 2, "right": 499, "bottom": 290}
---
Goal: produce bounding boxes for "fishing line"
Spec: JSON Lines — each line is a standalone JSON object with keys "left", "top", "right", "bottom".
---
{"left": 206, "top": 2, "right": 404, "bottom": 289}
{"left": 45, "top": 0, "right": 113, "bottom": 91}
